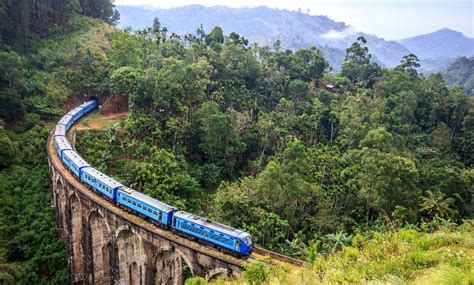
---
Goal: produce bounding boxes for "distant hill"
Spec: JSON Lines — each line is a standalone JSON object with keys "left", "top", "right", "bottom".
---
{"left": 442, "top": 56, "right": 474, "bottom": 96}
{"left": 117, "top": 5, "right": 472, "bottom": 73}
{"left": 117, "top": 5, "right": 411, "bottom": 69}
{"left": 400, "top": 29, "right": 474, "bottom": 59}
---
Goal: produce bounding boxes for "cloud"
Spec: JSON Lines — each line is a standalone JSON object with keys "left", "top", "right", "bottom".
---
{"left": 321, "top": 27, "right": 357, "bottom": 40}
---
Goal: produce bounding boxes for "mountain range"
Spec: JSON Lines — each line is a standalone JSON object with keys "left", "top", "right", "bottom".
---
{"left": 117, "top": 5, "right": 474, "bottom": 72}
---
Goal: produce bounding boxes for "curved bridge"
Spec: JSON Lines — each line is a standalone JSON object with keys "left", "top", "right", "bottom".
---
{"left": 47, "top": 129, "right": 251, "bottom": 284}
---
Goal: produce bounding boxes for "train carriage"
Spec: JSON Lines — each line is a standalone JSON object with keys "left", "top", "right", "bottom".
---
{"left": 62, "top": 150, "right": 90, "bottom": 178}
{"left": 54, "top": 125, "right": 66, "bottom": 137}
{"left": 82, "top": 168, "right": 123, "bottom": 200}
{"left": 80, "top": 99, "right": 98, "bottom": 114}
{"left": 67, "top": 106, "right": 84, "bottom": 123}
{"left": 117, "top": 187, "right": 177, "bottom": 226}
{"left": 54, "top": 136, "right": 72, "bottom": 159}
{"left": 58, "top": 114, "right": 73, "bottom": 130}
{"left": 171, "top": 211, "right": 254, "bottom": 255}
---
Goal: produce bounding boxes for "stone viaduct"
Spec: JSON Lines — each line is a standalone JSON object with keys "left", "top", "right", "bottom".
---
{"left": 47, "top": 132, "right": 250, "bottom": 284}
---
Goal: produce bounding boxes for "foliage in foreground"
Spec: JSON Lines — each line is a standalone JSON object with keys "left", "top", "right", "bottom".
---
{"left": 219, "top": 222, "right": 473, "bottom": 284}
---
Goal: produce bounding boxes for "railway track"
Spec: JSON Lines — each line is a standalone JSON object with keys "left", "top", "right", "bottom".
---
{"left": 253, "top": 247, "right": 304, "bottom": 266}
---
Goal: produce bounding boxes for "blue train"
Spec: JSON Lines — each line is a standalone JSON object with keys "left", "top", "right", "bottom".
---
{"left": 54, "top": 99, "right": 253, "bottom": 256}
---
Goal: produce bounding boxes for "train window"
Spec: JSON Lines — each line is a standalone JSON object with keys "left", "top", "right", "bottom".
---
{"left": 158, "top": 212, "right": 162, "bottom": 220}
{"left": 153, "top": 211, "right": 158, "bottom": 215}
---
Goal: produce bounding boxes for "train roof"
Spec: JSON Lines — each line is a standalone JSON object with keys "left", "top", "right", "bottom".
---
{"left": 80, "top": 100, "right": 98, "bottom": 108}
{"left": 54, "top": 136, "right": 72, "bottom": 151}
{"left": 54, "top": 125, "right": 67, "bottom": 137}
{"left": 82, "top": 167, "right": 123, "bottom": 190}
{"left": 63, "top": 150, "right": 90, "bottom": 168}
{"left": 119, "top": 187, "right": 177, "bottom": 212}
{"left": 173, "top": 211, "right": 250, "bottom": 238}
{"left": 58, "top": 114, "right": 72, "bottom": 126}
{"left": 67, "top": 106, "right": 83, "bottom": 117}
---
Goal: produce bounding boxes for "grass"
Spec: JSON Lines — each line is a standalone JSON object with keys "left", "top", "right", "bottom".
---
{"left": 75, "top": 111, "right": 126, "bottom": 131}
{"left": 211, "top": 222, "right": 473, "bottom": 284}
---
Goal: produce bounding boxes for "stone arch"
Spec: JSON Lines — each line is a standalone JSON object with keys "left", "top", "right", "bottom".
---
{"left": 153, "top": 247, "right": 196, "bottom": 285}
{"left": 89, "top": 211, "right": 111, "bottom": 284}
{"left": 174, "top": 248, "right": 195, "bottom": 278}
{"left": 69, "top": 194, "right": 84, "bottom": 282}
{"left": 206, "top": 268, "right": 230, "bottom": 281}
{"left": 116, "top": 229, "right": 145, "bottom": 285}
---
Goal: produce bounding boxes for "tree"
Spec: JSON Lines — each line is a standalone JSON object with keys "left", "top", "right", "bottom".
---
{"left": 80, "top": 0, "right": 120, "bottom": 25}
{"left": 123, "top": 148, "right": 201, "bottom": 210}
{"left": 205, "top": 26, "right": 224, "bottom": 49}
{"left": 420, "top": 190, "right": 456, "bottom": 219}
{"left": 109, "top": 32, "right": 143, "bottom": 68}
{"left": 152, "top": 57, "right": 214, "bottom": 119}
{"left": 109, "top": 66, "right": 143, "bottom": 95}
{"left": 194, "top": 102, "right": 245, "bottom": 175}
{"left": 341, "top": 36, "right": 381, "bottom": 88}
{"left": 0, "top": 130, "right": 15, "bottom": 168}
{"left": 229, "top": 32, "right": 249, "bottom": 48}
{"left": 295, "top": 47, "right": 328, "bottom": 82}
{"left": 396, "top": 53, "right": 421, "bottom": 79}
{"left": 343, "top": 134, "right": 420, "bottom": 224}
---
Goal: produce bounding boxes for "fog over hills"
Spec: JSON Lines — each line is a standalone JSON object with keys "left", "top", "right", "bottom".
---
{"left": 117, "top": 5, "right": 473, "bottom": 72}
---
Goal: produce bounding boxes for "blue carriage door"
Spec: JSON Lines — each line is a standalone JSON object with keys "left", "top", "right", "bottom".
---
{"left": 235, "top": 240, "right": 241, "bottom": 252}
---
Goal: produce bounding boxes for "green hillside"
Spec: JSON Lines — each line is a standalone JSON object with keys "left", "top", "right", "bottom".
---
{"left": 0, "top": 5, "right": 118, "bottom": 283}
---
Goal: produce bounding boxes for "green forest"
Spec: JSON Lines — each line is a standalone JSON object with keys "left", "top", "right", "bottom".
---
{"left": 0, "top": 1, "right": 472, "bottom": 283}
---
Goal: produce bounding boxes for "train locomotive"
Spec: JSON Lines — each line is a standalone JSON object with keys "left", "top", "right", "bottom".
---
{"left": 53, "top": 99, "right": 253, "bottom": 256}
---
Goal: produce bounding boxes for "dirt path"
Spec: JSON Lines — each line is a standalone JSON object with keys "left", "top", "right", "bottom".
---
{"left": 75, "top": 111, "right": 127, "bottom": 131}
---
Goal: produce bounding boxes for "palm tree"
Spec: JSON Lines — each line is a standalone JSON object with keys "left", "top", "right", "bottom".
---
{"left": 325, "top": 230, "right": 352, "bottom": 253}
{"left": 419, "top": 190, "right": 455, "bottom": 219}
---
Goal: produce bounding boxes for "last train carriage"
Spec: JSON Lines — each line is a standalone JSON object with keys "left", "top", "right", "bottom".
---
{"left": 53, "top": 98, "right": 254, "bottom": 255}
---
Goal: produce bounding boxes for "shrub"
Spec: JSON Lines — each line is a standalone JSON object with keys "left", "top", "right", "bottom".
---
{"left": 342, "top": 246, "right": 359, "bottom": 261}
{"left": 185, "top": 277, "right": 208, "bottom": 285}
{"left": 243, "top": 261, "right": 270, "bottom": 285}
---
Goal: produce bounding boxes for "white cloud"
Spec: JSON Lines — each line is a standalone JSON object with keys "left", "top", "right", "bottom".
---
{"left": 321, "top": 27, "right": 358, "bottom": 40}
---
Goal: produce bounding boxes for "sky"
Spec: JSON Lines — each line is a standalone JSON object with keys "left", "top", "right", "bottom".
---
{"left": 114, "top": 0, "right": 474, "bottom": 39}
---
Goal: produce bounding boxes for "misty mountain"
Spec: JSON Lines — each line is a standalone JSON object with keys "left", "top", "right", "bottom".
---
{"left": 117, "top": 5, "right": 412, "bottom": 69}
{"left": 400, "top": 28, "right": 474, "bottom": 59}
